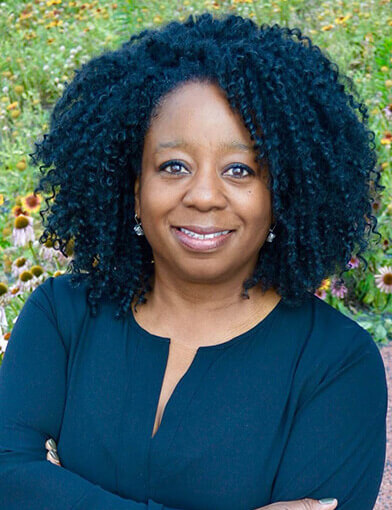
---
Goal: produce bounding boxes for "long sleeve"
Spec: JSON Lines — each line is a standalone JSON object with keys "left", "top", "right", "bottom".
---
{"left": 0, "top": 283, "right": 181, "bottom": 510}
{"left": 270, "top": 328, "right": 388, "bottom": 510}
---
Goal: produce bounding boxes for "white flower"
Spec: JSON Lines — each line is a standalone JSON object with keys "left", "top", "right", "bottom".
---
{"left": 12, "top": 215, "right": 35, "bottom": 248}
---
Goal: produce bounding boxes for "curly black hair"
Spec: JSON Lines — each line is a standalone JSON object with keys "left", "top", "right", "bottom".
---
{"left": 29, "top": 11, "right": 384, "bottom": 319}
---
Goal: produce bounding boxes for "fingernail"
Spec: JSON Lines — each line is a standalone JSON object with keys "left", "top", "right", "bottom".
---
{"left": 49, "top": 450, "right": 60, "bottom": 461}
{"left": 46, "top": 438, "right": 57, "bottom": 450}
{"left": 319, "top": 499, "right": 338, "bottom": 505}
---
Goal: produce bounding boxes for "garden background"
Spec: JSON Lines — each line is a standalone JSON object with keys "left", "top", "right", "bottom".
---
{"left": 0, "top": 0, "right": 391, "bottom": 507}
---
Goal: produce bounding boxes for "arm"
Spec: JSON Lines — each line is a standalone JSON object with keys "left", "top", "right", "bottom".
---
{"left": 269, "top": 329, "right": 388, "bottom": 510}
{"left": 0, "top": 283, "right": 181, "bottom": 510}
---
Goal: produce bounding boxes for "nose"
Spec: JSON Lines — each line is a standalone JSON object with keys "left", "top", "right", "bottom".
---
{"left": 181, "top": 164, "right": 227, "bottom": 211}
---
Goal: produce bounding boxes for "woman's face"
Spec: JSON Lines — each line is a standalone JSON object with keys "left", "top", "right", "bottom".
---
{"left": 134, "top": 81, "right": 274, "bottom": 286}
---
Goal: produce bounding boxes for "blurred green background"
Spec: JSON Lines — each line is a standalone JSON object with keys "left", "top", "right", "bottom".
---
{"left": 1, "top": 0, "right": 391, "bottom": 360}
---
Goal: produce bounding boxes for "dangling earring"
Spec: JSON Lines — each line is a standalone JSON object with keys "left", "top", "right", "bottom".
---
{"left": 133, "top": 212, "right": 144, "bottom": 236}
{"left": 133, "top": 213, "right": 154, "bottom": 264}
{"left": 266, "top": 223, "right": 277, "bottom": 243}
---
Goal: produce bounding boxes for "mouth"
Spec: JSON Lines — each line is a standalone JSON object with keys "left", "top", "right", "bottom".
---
{"left": 173, "top": 226, "right": 235, "bottom": 235}
{"left": 171, "top": 226, "right": 235, "bottom": 251}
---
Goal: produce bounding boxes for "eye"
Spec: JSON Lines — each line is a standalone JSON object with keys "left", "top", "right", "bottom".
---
{"left": 159, "top": 160, "right": 189, "bottom": 175}
{"left": 159, "top": 160, "right": 254, "bottom": 178}
{"left": 224, "top": 164, "right": 254, "bottom": 179}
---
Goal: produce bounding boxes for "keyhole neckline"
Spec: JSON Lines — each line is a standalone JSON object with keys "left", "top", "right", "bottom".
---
{"left": 128, "top": 296, "right": 284, "bottom": 353}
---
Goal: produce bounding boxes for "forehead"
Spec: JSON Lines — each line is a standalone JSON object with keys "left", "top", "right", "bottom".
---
{"left": 144, "top": 82, "right": 256, "bottom": 151}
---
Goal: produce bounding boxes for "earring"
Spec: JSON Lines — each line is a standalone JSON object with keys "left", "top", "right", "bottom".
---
{"left": 133, "top": 212, "right": 144, "bottom": 236}
{"left": 266, "top": 223, "right": 277, "bottom": 243}
{"left": 133, "top": 213, "right": 154, "bottom": 263}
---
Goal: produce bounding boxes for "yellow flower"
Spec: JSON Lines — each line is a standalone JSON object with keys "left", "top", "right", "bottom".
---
{"left": 0, "top": 194, "right": 4, "bottom": 206}
{"left": 335, "top": 14, "right": 351, "bottom": 24}
{"left": 16, "top": 159, "right": 27, "bottom": 171}
{"left": 19, "top": 11, "right": 33, "bottom": 21}
{"left": 6, "top": 101, "right": 18, "bottom": 110}
{"left": 21, "top": 193, "right": 41, "bottom": 213}
{"left": 385, "top": 80, "right": 392, "bottom": 88}
{"left": 319, "top": 278, "right": 331, "bottom": 291}
{"left": 381, "top": 66, "right": 389, "bottom": 72}
{"left": 321, "top": 24, "right": 334, "bottom": 31}
{"left": 14, "top": 85, "right": 24, "bottom": 94}
{"left": 10, "top": 110, "right": 21, "bottom": 119}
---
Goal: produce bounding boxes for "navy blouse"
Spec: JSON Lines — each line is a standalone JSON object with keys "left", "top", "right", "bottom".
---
{"left": 0, "top": 274, "right": 387, "bottom": 509}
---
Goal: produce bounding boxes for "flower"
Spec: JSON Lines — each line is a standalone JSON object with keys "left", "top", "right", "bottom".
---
{"left": 21, "top": 192, "right": 41, "bottom": 213}
{"left": 330, "top": 277, "right": 348, "bottom": 299}
{"left": 319, "top": 278, "right": 331, "bottom": 291}
{"left": 11, "top": 256, "right": 31, "bottom": 279}
{"left": 12, "top": 215, "right": 35, "bottom": 247}
{"left": 314, "top": 288, "right": 327, "bottom": 300}
{"left": 383, "top": 104, "right": 392, "bottom": 120}
{"left": 16, "top": 159, "right": 27, "bottom": 171}
{"left": 17, "top": 270, "right": 36, "bottom": 293}
{"left": 381, "top": 131, "right": 392, "bottom": 145}
{"left": 348, "top": 255, "right": 360, "bottom": 269}
{"left": 374, "top": 265, "right": 392, "bottom": 294}
{"left": 0, "top": 330, "right": 9, "bottom": 355}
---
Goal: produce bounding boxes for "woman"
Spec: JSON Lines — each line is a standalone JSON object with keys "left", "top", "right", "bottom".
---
{"left": 0, "top": 12, "right": 387, "bottom": 510}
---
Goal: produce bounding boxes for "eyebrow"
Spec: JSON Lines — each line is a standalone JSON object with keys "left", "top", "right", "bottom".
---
{"left": 154, "top": 139, "right": 254, "bottom": 154}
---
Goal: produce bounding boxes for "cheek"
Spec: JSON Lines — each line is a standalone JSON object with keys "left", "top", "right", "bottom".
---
{"left": 140, "top": 187, "right": 176, "bottom": 231}
{"left": 241, "top": 188, "right": 271, "bottom": 221}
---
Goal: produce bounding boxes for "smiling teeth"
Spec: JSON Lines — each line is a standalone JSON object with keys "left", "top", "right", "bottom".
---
{"left": 179, "top": 227, "right": 230, "bottom": 239}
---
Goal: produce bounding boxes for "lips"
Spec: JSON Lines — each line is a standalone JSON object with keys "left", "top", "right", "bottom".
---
{"left": 171, "top": 226, "right": 235, "bottom": 252}
{"left": 173, "top": 226, "right": 235, "bottom": 234}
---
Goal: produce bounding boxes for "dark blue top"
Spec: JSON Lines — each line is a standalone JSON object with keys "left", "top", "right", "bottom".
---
{"left": 0, "top": 274, "right": 387, "bottom": 510}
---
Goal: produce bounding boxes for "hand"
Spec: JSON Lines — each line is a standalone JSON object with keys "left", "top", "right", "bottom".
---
{"left": 45, "top": 437, "right": 62, "bottom": 467}
{"left": 254, "top": 498, "right": 338, "bottom": 509}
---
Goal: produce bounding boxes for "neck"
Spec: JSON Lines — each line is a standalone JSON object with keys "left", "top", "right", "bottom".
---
{"left": 132, "top": 265, "right": 280, "bottom": 330}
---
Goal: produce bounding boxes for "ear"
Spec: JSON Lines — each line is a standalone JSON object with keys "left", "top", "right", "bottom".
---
{"left": 134, "top": 175, "right": 140, "bottom": 217}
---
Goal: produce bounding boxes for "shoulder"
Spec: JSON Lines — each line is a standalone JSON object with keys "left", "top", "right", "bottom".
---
{"left": 278, "top": 290, "right": 374, "bottom": 355}
{"left": 289, "top": 292, "right": 386, "bottom": 410}
{"left": 30, "top": 273, "right": 91, "bottom": 353}
{"left": 33, "top": 273, "right": 89, "bottom": 312}
{"left": 306, "top": 291, "right": 376, "bottom": 352}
